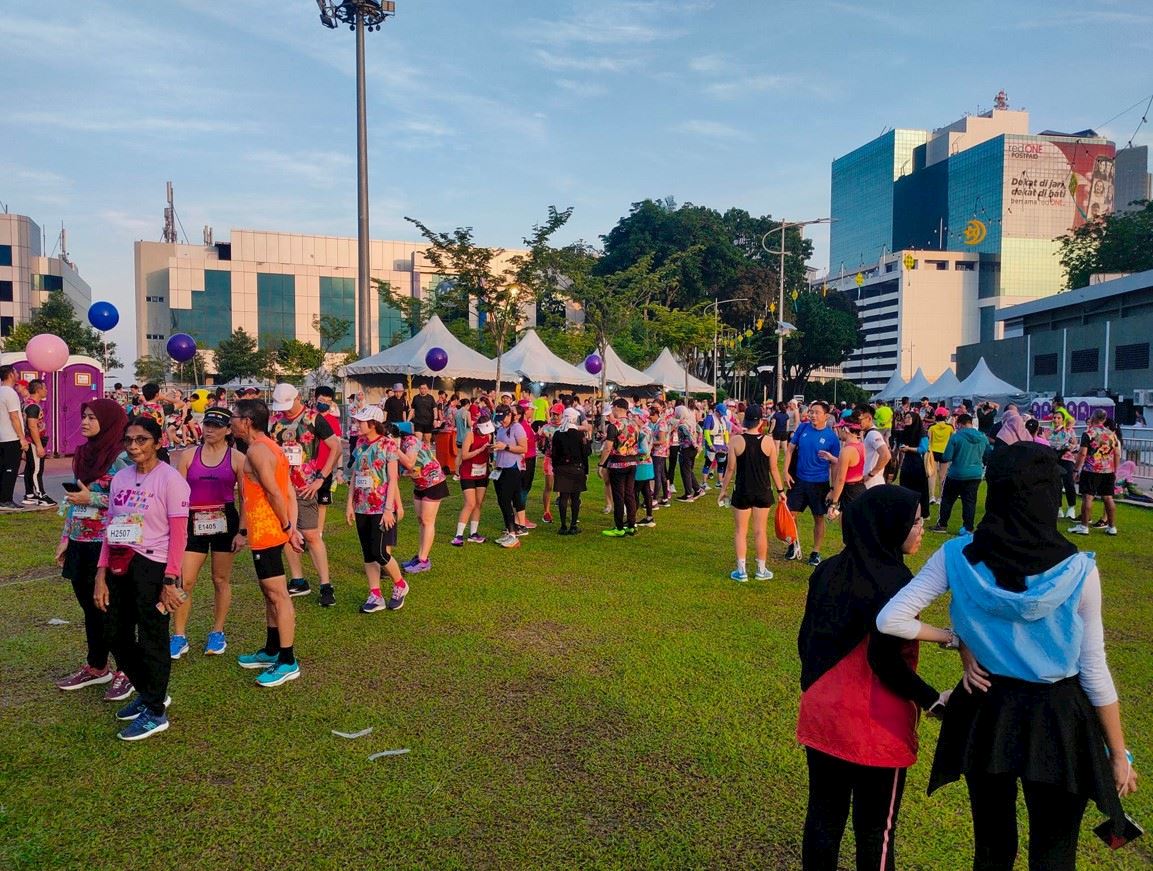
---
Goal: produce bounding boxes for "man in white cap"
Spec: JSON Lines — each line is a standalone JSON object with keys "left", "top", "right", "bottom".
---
{"left": 384, "top": 383, "right": 408, "bottom": 424}
{"left": 269, "top": 383, "right": 342, "bottom": 607}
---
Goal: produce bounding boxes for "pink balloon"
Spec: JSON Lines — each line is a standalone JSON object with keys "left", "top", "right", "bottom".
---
{"left": 25, "top": 333, "right": 70, "bottom": 372}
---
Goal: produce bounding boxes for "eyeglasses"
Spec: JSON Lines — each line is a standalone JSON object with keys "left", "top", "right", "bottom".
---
{"left": 122, "top": 435, "right": 155, "bottom": 446}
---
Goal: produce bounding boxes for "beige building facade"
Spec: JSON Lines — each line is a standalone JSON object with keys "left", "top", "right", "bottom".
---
{"left": 0, "top": 213, "right": 92, "bottom": 339}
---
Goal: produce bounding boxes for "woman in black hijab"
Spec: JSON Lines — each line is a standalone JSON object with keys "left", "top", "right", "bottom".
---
{"left": 896, "top": 411, "right": 930, "bottom": 519}
{"left": 796, "top": 485, "right": 947, "bottom": 871}
{"left": 877, "top": 443, "right": 1138, "bottom": 870}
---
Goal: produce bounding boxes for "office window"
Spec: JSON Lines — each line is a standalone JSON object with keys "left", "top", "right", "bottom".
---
{"left": 170, "top": 269, "right": 232, "bottom": 349}
{"left": 145, "top": 295, "right": 166, "bottom": 303}
{"left": 32, "top": 274, "right": 64, "bottom": 292}
{"left": 145, "top": 333, "right": 166, "bottom": 340}
{"left": 0, "top": 316, "right": 12, "bottom": 336}
{"left": 0, "top": 245, "right": 11, "bottom": 266}
{"left": 257, "top": 273, "right": 296, "bottom": 347}
{"left": 1115, "top": 342, "right": 1150, "bottom": 371}
{"left": 319, "top": 276, "right": 355, "bottom": 352}
{"left": 1033, "top": 353, "right": 1058, "bottom": 376}
{"left": 954, "top": 261, "right": 975, "bottom": 271}
{"left": 1070, "top": 348, "right": 1099, "bottom": 373}
{"left": 0, "top": 280, "right": 12, "bottom": 302}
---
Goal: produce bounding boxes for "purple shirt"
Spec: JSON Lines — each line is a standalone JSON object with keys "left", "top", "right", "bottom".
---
{"left": 106, "top": 461, "right": 191, "bottom": 564}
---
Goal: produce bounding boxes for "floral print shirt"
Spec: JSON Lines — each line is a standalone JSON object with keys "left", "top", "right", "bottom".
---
{"left": 61, "top": 453, "right": 132, "bottom": 542}
{"left": 350, "top": 436, "right": 398, "bottom": 514}
{"left": 273, "top": 408, "right": 336, "bottom": 490}
{"left": 400, "top": 434, "right": 446, "bottom": 491}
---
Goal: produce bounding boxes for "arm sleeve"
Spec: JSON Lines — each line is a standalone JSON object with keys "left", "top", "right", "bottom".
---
{"left": 1076, "top": 568, "right": 1118, "bottom": 706}
{"left": 867, "top": 632, "right": 940, "bottom": 709}
{"left": 876, "top": 548, "right": 950, "bottom": 638}
{"left": 165, "top": 517, "right": 188, "bottom": 577}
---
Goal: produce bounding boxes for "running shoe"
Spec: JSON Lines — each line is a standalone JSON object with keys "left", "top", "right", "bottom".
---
{"left": 319, "top": 584, "right": 335, "bottom": 608}
{"left": 450, "top": 535, "right": 466, "bottom": 547}
{"left": 21, "top": 495, "right": 41, "bottom": 506}
{"left": 497, "top": 533, "right": 521, "bottom": 548}
{"left": 569, "top": 524, "right": 582, "bottom": 535}
{"left": 659, "top": 499, "right": 671, "bottom": 507}
{"left": 118, "top": 711, "right": 169, "bottom": 741}
{"left": 696, "top": 488, "right": 707, "bottom": 499}
{"left": 624, "top": 527, "right": 637, "bottom": 536}
{"left": 56, "top": 664, "right": 112, "bottom": 691}
{"left": 1067, "top": 524, "right": 1090, "bottom": 535}
{"left": 542, "top": 511, "right": 553, "bottom": 523}
{"left": 1092, "top": 518, "right": 1108, "bottom": 529}
{"left": 0, "top": 501, "right": 22, "bottom": 511}
{"left": 929, "top": 524, "right": 949, "bottom": 533}
{"left": 360, "top": 593, "right": 388, "bottom": 614}
{"left": 754, "top": 567, "right": 774, "bottom": 581}
{"left": 730, "top": 569, "right": 749, "bottom": 583}
{"left": 407, "top": 558, "right": 431, "bottom": 574}
{"left": 203, "top": 631, "right": 227, "bottom": 655}
{"left": 256, "top": 661, "right": 301, "bottom": 687}
{"left": 514, "top": 525, "right": 531, "bottom": 537}
{"left": 1105, "top": 526, "right": 1118, "bottom": 536}
{"left": 238, "top": 649, "right": 279, "bottom": 669}
{"left": 668, "top": 485, "right": 677, "bottom": 494}
{"left": 602, "top": 528, "right": 626, "bottom": 538}
{"left": 400, "top": 555, "right": 421, "bottom": 571}
{"left": 116, "top": 694, "right": 171, "bottom": 721}
{"left": 103, "top": 672, "right": 134, "bottom": 701}
{"left": 807, "top": 552, "right": 822, "bottom": 567}
{"left": 387, "top": 583, "right": 409, "bottom": 610}
{"left": 520, "top": 520, "right": 538, "bottom": 530}
{"left": 467, "top": 533, "right": 487, "bottom": 545}
{"left": 169, "top": 635, "right": 189, "bottom": 660}
{"left": 785, "top": 542, "right": 800, "bottom": 561}
{"left": 637, "top": 517, "right": 656, "bottom": 528}
{"left": 558, "top": 525, "right": 571, "bottom": 535}
{"left": 287, "top": 578, "right": 311, "bottom": 597}
{"left": 37, "top": 494, "right": 57, "bottom": 506}
{"left": 676, "top": 495, "right": 694, "bottom": 503}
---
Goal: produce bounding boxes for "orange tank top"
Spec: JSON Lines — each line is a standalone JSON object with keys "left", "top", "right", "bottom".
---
{"left": 243, "top": 437, "right": 291, "bottom": 550}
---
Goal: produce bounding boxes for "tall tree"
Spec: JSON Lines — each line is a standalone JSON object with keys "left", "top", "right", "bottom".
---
{"left": 647, "top": 306, "right": 715, "bottom": 396}
{"left": 133, "top": 355, "right": 169, "bottom": 384}
{"left": 1057, "top": 200, "right": 1153, "bottom": 289}
{"left": 274, "top": 340, "right": 325, "bottom": 382}
{"left": 764, "top": 291, "right": 863, "bottom": 398}
{"left": 1, "top": 290, "right": 122, "bottom": 369}
{"left": 214, "top": 328, "right": 265, "bottom": 383}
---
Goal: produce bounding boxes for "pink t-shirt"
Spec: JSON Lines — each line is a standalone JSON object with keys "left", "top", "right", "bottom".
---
{"left": 105, "top": 461, "right": 191, "bottom": 564}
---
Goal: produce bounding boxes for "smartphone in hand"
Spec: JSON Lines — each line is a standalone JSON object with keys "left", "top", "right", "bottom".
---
{"left": 62, "top": 483, "right": 82, "bottom": 493}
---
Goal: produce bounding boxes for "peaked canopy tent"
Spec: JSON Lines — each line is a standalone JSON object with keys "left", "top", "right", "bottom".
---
{"left": 955, "top": 358, "right": 1025, "bottom": 397}
{"left": 342, "top": 315, "right": 497, "bottom": 380}
{"left": 873, "top": 370, "right": 908, "bottom": 402}
{"left": 643, "top": 348, "right": 714, "bottom": 394}
{"left": 601, "top": 344, "right": 659, "bottom": 389}
{"left": 926, "top": 368, "right": 964, "bottom": 401}
{"left": 900, "top": 367, "right": 933, "bottom": 399}
{"left": 497, "top": 329, "right": 600, "bottom": 387}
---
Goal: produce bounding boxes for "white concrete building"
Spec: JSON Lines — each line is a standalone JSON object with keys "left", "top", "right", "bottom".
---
{"left": 0, "top": 213, "right": 92, "bottom": 339}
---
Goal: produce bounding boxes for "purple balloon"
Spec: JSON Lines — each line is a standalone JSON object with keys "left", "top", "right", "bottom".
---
{"left": 584, "top": 353, "right": 603, "bottom": 375}
{"left": 425, "top": 346, "right": 448, "bottom": 372}
{"left": 166, "top": 333, "right": 197, "bottom": 363}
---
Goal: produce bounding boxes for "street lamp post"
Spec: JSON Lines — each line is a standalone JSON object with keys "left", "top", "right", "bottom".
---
{"left": 703, "top": 297, "right": 750, "bottom": 402}
{"left": 317, "top": 1, "right": 397, "bottom": 359}
{"left": 761, "top": 217, "right": 833, "bottom": 404}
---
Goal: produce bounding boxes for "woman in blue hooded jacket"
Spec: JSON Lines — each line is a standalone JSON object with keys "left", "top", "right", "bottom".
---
{"left": 877, "top": 442, "right": 1138, "bottom": 871}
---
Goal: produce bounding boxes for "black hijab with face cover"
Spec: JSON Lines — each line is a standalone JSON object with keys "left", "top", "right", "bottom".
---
{"left": 964, "top": 441, "right": 1076, "bottom": 592}
{"left": 798, "top": 485, "right": 921, "bottom": 691}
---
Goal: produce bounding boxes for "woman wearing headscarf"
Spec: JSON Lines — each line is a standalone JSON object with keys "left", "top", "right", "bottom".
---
{"left": 54, "top": 399, "right": 134, "bottom": 702}
{"left": 674, "top": 405, "right": 702, "bottom": 501}
{"left": 896, "top": 411, "right": 930, "bottom": 519}
{"left": 993, "top": 405, "right": 1029, "bottom": 449}
{"left": 877, "top": 443, "right": 1138, "bottom": 871}
{"left": 797, "top": 486, "right": 946, "bottom": 870}
{"left": 551, "top": 407, "right": 589, "bottom": 534}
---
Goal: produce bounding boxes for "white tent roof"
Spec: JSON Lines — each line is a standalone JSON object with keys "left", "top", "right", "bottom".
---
{"left": 602, "top": 344, "right": 658, "bottom": 388}
{"left": 873, "top": 369, "right": 907, "bottom": 401}
{"left": 497, "top": 329, "right": 600, "bottom": 386}
{"left": 343, "top": 315, "right": 497, "bottom": 379}
{"left": 927, "top": 368, "right": 963, "bottom": 400}
{"left": 901, "top": 367, "right": 933, "bottom": 399}
{"left": 643, "top": 348, "right": 714, "bottom": 393}
{"left": 956, "top": 358, "right": 1024, "bottom": 397}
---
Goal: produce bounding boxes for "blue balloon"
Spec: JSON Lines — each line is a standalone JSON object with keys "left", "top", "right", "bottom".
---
{"left": 167, "top": 333, "right": 197, "bottom": 363}
{"left": 88, "top": 301, "right": 120, "bottom": 331}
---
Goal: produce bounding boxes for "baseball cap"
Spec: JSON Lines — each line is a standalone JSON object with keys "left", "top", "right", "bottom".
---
{"left": 549, "top": 402, "right": 564, "bottom": 414}
{"left": 742, "top": 404, "right": 763, "bottom": 427}
{"left": 935, "top": 406, "right": 949, "bottom": 417}
{"left": 238, "top": 386, "right": 260, "bottom": 396}
{"left": 353, "top": 405, "right": 385, "bottom": 422}
{"left": 202, "top": 408, "right": 232, "bottom": 428}
{"left": 270, "top": 383, "right": 299, "bottom": 411}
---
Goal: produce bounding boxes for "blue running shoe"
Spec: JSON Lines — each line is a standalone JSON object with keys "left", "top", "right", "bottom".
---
{"left": 238, "top": 649, "right": 279, "bottom": 670}
{"left": 118, "top": 711, "right": 169, "bottom": 741}
{"left": 754, "top": 568, "right": 774, "bottom": 581}
{"left": 116, "top": 694, "right": 171, "bottom": 721}
{"left": 730, "top": 569, "right": 748, "bottom": 583}
{"left": 256, "top": 661, "right": 301, "bottom": 687}
{"left": 169, "top": 635, "right": 189, "bottom": 660}
{"left": 203, "top": 631, "right": 227, "bottom": 655}
{"left": 387, "top": 583, "right": 409, "bottom": 611}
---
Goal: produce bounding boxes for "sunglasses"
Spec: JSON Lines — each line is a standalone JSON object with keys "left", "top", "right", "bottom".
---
{"left": 122, "top": 435, "right": 155, "bottom": 446}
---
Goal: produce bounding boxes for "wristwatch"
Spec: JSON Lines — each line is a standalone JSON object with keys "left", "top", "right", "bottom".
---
{"left": 162, "top": 575, "right": 178, "bottom": 586}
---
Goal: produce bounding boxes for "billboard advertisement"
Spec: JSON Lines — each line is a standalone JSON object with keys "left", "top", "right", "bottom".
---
{"left": 1002, "top": 137, "right": 1116, "bottom": 238}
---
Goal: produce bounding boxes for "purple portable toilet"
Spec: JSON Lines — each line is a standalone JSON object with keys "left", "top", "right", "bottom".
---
{"left": 0, "top": 352, "right": 53, "bottom": 453}
{"left": 55, "top": 356, "right": 104, "bottom": 456}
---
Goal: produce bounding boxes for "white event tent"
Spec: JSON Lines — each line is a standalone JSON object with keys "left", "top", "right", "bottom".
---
{"left": 927, "top": 368, "right": 963, "bottom": 401}
{"left": 497, "top": 329, "right": 600, "bottom": 386}
{"left": 956, "top": 358, "right": 1024, "bottom": 397}
{"left": 342, "top": 315, "right": 497, "bottom": 380}
{"left": 900, "top": 367, "right": 933, "bottom": 399}
{"left": 873, "top": 370, "right": 907, "bottom": 401}
{"left": 643, "top": 348, "right": 714, "bottom": 394}
{"left": 602, "top": 344, "right": 658, "bottom": 388}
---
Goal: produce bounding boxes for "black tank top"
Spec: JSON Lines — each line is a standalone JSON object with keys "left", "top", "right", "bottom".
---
{"left": 734, "top": 433, "right": 772, "bottom": 502}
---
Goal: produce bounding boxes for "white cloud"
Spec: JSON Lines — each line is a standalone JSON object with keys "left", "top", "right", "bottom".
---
{"left": 704, "top": 75, "right": 790, "bottom": 100}
{"left": 243, "top": 149, "right": 355, "bottom": 189}
{"left": 675, "top": 120, "right": 751, "bottom": 141}
{"left": 10, "top": 112, "right": 253, "bottom": 136}
{"left": 532, "top": 50, "right": 639, "bottom": 73}
{"left": 555, "top": 79, "right": 610, "bottom": 98}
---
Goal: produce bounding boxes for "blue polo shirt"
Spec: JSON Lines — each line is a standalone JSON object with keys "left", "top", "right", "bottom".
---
{"left": 791, "top": 423, "right": 840, "bottom": 483}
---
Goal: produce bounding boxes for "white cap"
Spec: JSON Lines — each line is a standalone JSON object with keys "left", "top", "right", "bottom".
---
{"left": 353, "top": 405, "right": 384, "bottom": 422}
{"left": 270, "top": 383, "right": 299, "bottom": 411}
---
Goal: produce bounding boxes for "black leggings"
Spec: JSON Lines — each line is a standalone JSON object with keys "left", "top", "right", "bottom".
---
{"left": 803, "top": 748, "right": 907, "bottom": 871}
{"left": 519, "top": 456, "right": 535, "bottom": 508}
{"left": 653, "top": 456, "right": 668, "bottom": 500}
{"left": 1058, "top": 459, "right": 1077, "bottom": 508}
{"left": 678, "top": 446, "right": 700, "bottom": 495}
{"left": 558, "top": 492, "right": 581, "bottom": 527}
{"left": 635, "top": 476, "right": 653, "bottom": 517}
{"left": 63, "top": 540, "right": 113, "bottom": 670}
{"left": 965, "top": 774, "right": 1088, "bottom": 871}
{"left": 899, "top": 454, "right": 930, "bottom": 518}
{"left": 105, "top": 555, "right": 170, "bottom": 716}
{"left": 668, "top": 445, "right": 680, "bottom": 490}
{"left": 495, "top": 467, "right": 522, "bottom": 532}
{"left": 608, "top": 466, "right": 637, "bottom": 529}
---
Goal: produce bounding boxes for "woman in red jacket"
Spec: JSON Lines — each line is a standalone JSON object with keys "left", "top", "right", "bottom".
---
{"left": 796, "top": 485, "right": 949, "bottom": 870}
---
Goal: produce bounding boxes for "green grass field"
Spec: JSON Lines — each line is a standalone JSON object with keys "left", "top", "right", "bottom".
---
{"left": 1, "top": 475, "right": 1150, "bottom": 870}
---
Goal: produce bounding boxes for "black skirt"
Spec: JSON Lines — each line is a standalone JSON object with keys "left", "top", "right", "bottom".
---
{"left": 553, "top": 464, "right": 587, "bottom": 494}
{"left": 929, "top": 674, "right": 1127, "bottom": 836}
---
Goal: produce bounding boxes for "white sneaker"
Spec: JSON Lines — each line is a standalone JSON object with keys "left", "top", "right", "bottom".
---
{"left": 1064, "top": 507, "right": 1077, "bottom": 519}
{"left": 1105, "top": 526, "right": 1118, "bottom": 536}
{"left": 1067, "top": 524, "right": 1090, "bottom": 535}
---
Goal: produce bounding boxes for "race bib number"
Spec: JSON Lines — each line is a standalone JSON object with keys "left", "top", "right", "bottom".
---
{"left": 470, "top": 463, "right": 488, "bottom": 478}
{"left": 283, "top": 444, "right": 304, "bottom": 466}
{"left": 107, "top": 515, "right": 144, "bottom": 545}
{"left": 354, "top": 474, "right": 375, "bottom": 491}
{"left": 192, "top": 508, "right": 227, "bottom": 537}
{"left": 72, "top": 505, "right": 99, "bottom": 520}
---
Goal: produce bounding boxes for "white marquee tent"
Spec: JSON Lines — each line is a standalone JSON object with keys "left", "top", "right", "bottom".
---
{"left": 602, "top": 344, "right": 658, "bottom": 388}
{"left": 927, "top": 368, "right": 964, "bottom": 400}
{"left": 643, "top": 348, "right": 714, "bottom": 394}
{"left": 956, "top": 358, "right": 1024, "bottom": 397}
{"left": 497, "top": 329, "right": 600, "bottom": 386}
{"left": 900, "top": 367, "right": 933, "bottom": 399}
{"left": 873, "top": 370, "right": 908, "bottom": 401}
{"left": 342, "top": 315, "right": 498, "bottom": 380}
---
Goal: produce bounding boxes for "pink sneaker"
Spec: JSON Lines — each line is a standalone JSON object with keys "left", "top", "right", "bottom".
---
{"left": 56, "top": 664, "right": 113, "bottom": 691}
{"left": 103, "top": 671, "right": 135, "bottom": 702}
{"left": 520, "top": 520, "right": 538, "bottom": 530}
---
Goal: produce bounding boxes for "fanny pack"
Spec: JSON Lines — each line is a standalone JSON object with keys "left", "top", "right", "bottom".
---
{"left": 108, "top": 546, "right": 136, "bottom": 576}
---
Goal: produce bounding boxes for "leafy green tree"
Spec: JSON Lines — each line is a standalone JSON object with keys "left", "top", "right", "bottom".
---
{"left": 803, "top": 379, "right": 872, "bottom": 406}
{"left": 765, "top": 291, "right": 863, "bottom": 398}
{"left": 214, "top": 328, "right": 265, "bottom": 383}
{"left": 314, "top": 315, "right": 353, "bottom": 356}
{"left": 133, "top": 355, "right": 169, "bottom": 384}
{"left": 274, "top": 340, "right": 325, "bottom": 382}
{"left": 1, "top": 291, "right": 122, "bottom": 369}
{"left": 1057, "top": 201, "right": 1153, "bottom": 289}
{"left": 647, "top": 305, "right": 715, "bottom": 395}
{"left": 171, "top": 351, "right": 210, "bottom": 386}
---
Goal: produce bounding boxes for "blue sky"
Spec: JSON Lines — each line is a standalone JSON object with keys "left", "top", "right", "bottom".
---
{"left": 1, "top": 0, "right": 1151, "bottom": 369}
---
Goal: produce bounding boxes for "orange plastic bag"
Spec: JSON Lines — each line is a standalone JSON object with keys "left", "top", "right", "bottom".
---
{"left": 775, "top": 498, "right": 798, "bottom": 544}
